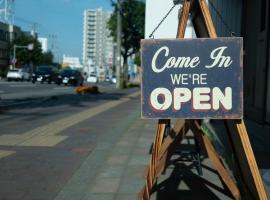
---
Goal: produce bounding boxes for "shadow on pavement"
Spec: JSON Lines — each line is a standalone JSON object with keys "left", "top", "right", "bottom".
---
{"left": 0, "top": 88, "right": 138, "bottom": 110}
{"left": 153, "top": 159, "right": 233, "bottom": 200}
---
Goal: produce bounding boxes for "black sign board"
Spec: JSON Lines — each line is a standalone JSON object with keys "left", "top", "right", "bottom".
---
{"left": 141, "top": 38, "right": 243, "bottom": 119}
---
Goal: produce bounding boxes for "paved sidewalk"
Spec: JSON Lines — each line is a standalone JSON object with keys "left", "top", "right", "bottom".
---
{"left": 53, "top": 100, "right": 269, "bottom": 200}
{"left": 54, "top": 108, "right": 156, "bottom": 200}
{"left": 54, "top": 114, "right": 237, "bottom": 200}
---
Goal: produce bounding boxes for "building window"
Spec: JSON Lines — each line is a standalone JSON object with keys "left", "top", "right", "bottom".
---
{"left": 260, "top": 0, "right": 267, "bottom": 31}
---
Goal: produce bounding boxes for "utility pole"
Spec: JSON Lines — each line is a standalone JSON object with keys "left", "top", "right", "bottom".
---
{"left": 116, "top": 0, "right": 122, "bottom": 88}
{"left": 0, "top": 0, "right": 15, "bottom": 69}
{"left": 49, "top": 34, "right": 58, "bottom": 63}
{"left": 0, "top": 0, "right": 14, "bottom": 23}
{"left": 31, "top": 22, "right": 38, "bottom": 38}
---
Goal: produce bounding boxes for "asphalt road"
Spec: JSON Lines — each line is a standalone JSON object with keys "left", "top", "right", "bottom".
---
{"left": 0, "top": 80, "right": 117, "bottom": 107}
{"left": 0, "top": 79, "right": 141, "bottom": 200}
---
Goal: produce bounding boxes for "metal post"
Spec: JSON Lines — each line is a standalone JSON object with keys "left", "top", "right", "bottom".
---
{"left": 12, "top": 44, "right": 34, "bottom": 69}
{"left": 13, "top": 45, "right": 16, "bottom": 69}
{"left": 116, "top": 0, "right": 122, "bottom": 88}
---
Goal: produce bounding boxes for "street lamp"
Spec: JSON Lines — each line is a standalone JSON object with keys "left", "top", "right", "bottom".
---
{"left": 12, "top": 43, "right": 34, "bottom": 69}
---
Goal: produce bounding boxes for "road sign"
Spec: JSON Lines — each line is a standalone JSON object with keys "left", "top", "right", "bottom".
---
{"left": 141, "top": 38, "right": 243, "bottom": 119}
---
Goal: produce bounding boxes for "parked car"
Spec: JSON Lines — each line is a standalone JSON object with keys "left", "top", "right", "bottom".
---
{"left": 7, "top": 68, "right": 30, "bottom": 81}
{"left": 32, "top": 66, "right": 58, "bottom": 84}
{"left": 56, "top": 69, "right": 84, "bottom": 86}
{"left": 87, "top": 73, "right": 98, "bottom": 83}
{"left": 105, "top": 76, "right": 110, "bottom": 82}
{"left": 111, "top": 75, "right": 117, "bottom": 84}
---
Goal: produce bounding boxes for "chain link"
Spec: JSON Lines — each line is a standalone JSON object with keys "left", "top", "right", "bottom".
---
{"left": 149, "top": 4, "right": 177, "bottom": 38}
{"left": 208, "top": 0, "right": 237, "bottom": 37}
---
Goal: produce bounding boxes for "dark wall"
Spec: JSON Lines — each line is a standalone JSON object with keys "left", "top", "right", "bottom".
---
{"left": 242, "top": 0, "right": 269, "bottom": 123}
{"left": 191, "top": 0, "right": 270, "bottom": 124}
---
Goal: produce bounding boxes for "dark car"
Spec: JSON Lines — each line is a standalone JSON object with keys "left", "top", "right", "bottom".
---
{"left": 32, "top": 66, "right": 59, "bottom": 84}
{"left": 56, "top": 69, "right": 84, "bottom": 86}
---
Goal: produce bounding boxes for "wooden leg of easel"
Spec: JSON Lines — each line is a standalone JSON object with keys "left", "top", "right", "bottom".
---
{"left": 198, "top": 0, "right": 217, "bottom": 38}
{"left": 156, "top": 120, "right": 187, "bottom": 176}
{"left": 152, "top": 120, "right": 167, "bottom": 175}
{"left": 157, "top": 119, "right": 186, "bottom": 159}
{"left": 139, "top": 119, "right": 167, "bottom": 200}
{"left": 139, "top": 119, "right": 186, "bottom": 200}
{"left": 226, "top": 120, "right": 268, "bottom": 200}
{"left": 190, "top": 121, "right": 241, "bottom": 200}
{"left": 176, "top": 0, "right": 191, "bottom": 38}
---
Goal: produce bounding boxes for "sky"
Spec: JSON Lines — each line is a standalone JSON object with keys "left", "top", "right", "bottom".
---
{"left": 14, "top": 0, "right": 112, "bottom": 62}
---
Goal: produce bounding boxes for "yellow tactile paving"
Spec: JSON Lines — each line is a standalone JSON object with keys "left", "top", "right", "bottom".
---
{"left": 0, "top": 150, "right": 16, "bottom": 159}
{"left": 0, "top": 135, "right": 30, "bottom": 146}
{"left": 0, "top": 91, "right": 140, "bottom": 147}
{"left": 18, "top": 136, "right": 68, "bottom": 147}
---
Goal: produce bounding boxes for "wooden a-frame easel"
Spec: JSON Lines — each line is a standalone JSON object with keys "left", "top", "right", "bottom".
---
{"left": 139, "top": 0, "right": 268, "bottom": 199}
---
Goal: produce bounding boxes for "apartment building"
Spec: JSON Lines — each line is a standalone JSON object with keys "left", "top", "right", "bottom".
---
{"left": 82, "top": 8, "right": 114, "bottom": 70}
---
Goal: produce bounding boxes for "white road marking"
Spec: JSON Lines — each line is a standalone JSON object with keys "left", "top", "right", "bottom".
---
{"left": 0, "top": 91, "right": 140, "bottom": 147}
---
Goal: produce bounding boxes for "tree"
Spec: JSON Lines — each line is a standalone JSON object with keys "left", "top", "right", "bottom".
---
{"left": 39, "top": 51, "right": 54, "bottom": 65}
{"left": 108, "top": 0, "right": 145, "bottom": 82}
{"left": 11, "top": 34, "right": 43, "bottom": 66}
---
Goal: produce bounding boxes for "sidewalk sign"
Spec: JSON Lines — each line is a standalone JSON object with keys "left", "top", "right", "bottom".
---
{"left": 139, "top": 0, "right": 268, "bottom": 200}
{"left": 141, "top": 38, "right": 243, "bottom": 119}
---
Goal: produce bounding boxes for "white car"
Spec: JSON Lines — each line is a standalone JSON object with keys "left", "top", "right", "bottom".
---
{"left": 87, "top": 74, "right": 98, "bottom": 83}
{"left": 7, "top": 68, "right": 30, "bottom": 81}
{"left": 111, "top": 75, "right": 117, "bottom": 84}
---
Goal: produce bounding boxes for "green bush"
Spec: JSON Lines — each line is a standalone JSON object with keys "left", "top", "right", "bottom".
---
{"left": 127, "top": 82, "right": 140, "bottom": 88}
{"left": 120, "top": 79, "right": 128, "bottom": 89}
{"left": 0, "top": 68, "right": 8, "bottom": 78}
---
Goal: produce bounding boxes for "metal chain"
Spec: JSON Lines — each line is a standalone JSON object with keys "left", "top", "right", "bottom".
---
{"left": 149, "top": 4, "right": 177, "bottom": 38}
{"left": 208, "top": 0, "right": 236, "bottom": 37}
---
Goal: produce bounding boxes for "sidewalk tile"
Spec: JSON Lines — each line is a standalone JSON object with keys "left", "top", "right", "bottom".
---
{"left": 106, "top": 155, "right": 129, "bottom": 165}
{"left": 115, "top": 194, "right": 138, "bottom": 200}
{"left": 109, "top": 146, "right": 131, "bottom": 156}
{"left": 90, "top": 178, "right": 120, "bottom": 193}
{"left": 118, "top": 178, "right": 145, "bottom": 194}
{"left": 123, "top": 165, "right": 147, "bottom": 179}
{"left": 82, "top": 194, "right": 114, "bottom": 200}
{"left": 97, "top": 165, "right": 125, "bottom": 178}
{"left": 128, "top": 155, "right": 149, "bottom": 166}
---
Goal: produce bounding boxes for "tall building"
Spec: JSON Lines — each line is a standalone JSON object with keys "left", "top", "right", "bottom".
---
{"left": 62, "top": 55, "right": 82, "bottom": 69}
{"left": 38, "top": 37, "right": 48, "bottom": 53}
{"left": 82, "top": 8, "right": 114, "bottom": 70}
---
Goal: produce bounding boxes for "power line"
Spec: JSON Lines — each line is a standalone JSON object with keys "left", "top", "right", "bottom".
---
{"left": 14, "top": 16, "right": 37, "bottom": 25}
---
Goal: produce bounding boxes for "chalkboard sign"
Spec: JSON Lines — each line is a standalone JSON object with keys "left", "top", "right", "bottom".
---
{"left": 141, "top": 38, "right": 243, "bottom": 119}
